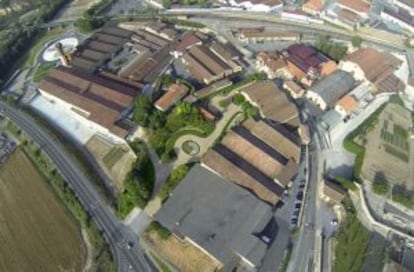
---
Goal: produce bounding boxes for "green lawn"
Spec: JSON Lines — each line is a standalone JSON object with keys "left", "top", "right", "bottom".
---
{"left": 23, "top": 27, "right": 65, "bottom": 68}
{"left": 335, "top": 197, "right": 370, "bottom": 272}
{"left": 33, "top": 63, "right": 56, "bottom": 82}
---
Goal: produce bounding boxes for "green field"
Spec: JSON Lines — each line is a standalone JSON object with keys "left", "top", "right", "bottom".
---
{"left": 0, "top": 149, "right": 85, "bottom": 272}
{"left": 335, "top": 197, "right": 370, "bottom": 272}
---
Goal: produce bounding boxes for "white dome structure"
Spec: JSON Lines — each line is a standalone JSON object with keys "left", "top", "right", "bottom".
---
{"left": 42, "top": 37, "right": 79, "bottom": 62}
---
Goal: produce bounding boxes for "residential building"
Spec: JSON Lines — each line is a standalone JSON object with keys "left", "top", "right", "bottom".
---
{"left": 36, "top": 66, "right": 140, "bottom": 138}
{"left": 256, "top": 51, "right": 290, "bottom": 79}
{"left": 321, "top": 179, "right": 347, "bottom": 204}
{"left": 228, "top": 0, "right": 283, "bottom": 13}
{"left": 381, "top": 7, "right": 414, "bottom": 34}
{"left": 336, "top": 0, "right": 370, "bottom": 18}
{"left": 240, "top": 80, "right": 301, "bottom": 127}
{"left": 283, "top": 44, "right": 333, "bottom": 86}
{"left": 306, "top": 70, "right": 355, "bottom": 110}
{"left": 283, "top": 80, "right": 305, "bottom": 99}
{"left": 335, "top": 94, "right": 358, "bottom": 117}
{"left": 340, "top": 47, "right": 404, "bottom": 93}
{"left": 154, "top": 83, "right": 189, "bottom": 111}
{"left": 155, "top": 165, "right": 274, "bottom": 271}
{"left": 302, "top": 0, "right": 324, "bottom": 16}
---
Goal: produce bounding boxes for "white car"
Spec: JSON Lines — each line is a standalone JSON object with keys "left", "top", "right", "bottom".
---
{"left": 331, "top": 219, "right": 338, "bottom": 226}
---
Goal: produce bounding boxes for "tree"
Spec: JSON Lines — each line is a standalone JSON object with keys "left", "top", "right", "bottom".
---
{"left": 232, "top": 93, "right": 245, "bottom": 105}
{"left": 133, "top": 95, "right": 153, "bottom": 127}
{"left": 76, "top": 16, "right": 104, "bottom": 33}
{"left": 351, "top": 36, "right": 362, "bottom": 48}
{"left": 162, "top": 0, "right": 172, "bottom": 8}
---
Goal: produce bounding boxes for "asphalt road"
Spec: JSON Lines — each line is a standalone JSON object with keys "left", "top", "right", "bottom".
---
{"left": 1, "top": 102, "right": 156, "bottom": 272}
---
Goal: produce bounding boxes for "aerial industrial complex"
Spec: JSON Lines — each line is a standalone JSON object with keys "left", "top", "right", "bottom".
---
{"left": 2, "top": 0, "right": 414, "bottom": 271}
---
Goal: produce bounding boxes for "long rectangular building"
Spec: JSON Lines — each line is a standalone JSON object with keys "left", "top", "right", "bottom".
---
{"left": 37, "top": 66, "right": 140, "bottom": 137}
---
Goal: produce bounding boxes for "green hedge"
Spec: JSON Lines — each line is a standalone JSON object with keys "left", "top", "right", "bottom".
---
{"left": 147, "top": 221, "right": 171, "bottom": 240}
{"left": 158, "top": 164, "right": 190, "bottom": 202}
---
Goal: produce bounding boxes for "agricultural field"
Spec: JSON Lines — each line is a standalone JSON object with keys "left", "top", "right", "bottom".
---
{"left": 0, "top": 149, "right": 85, "bottom": 272}
{"left": 361, "top": 103, "right": 414, "bottom": 191}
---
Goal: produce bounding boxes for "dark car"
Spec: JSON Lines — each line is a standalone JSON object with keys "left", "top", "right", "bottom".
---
{"left": 295, "top": 203, "right": 301, "bottom": 209}
{"left": 291, "top": 218, "right": 298, "bottom": 226}
{"left": 296, "top": 192, "right": 304, "bottom": 200}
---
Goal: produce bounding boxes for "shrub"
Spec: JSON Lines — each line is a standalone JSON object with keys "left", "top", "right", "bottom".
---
{"left": 232, "top": 93, "right": 246, "bottom": 105}
{"left": 159, "top": 164, "right": 190, "bottom": 201}
{"left": 148, "top": 221, "right": 171, "bottom": 240}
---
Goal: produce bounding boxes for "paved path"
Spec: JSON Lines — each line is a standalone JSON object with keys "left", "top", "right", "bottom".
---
{"left": 173, "top": 103, "right": 242, "bottom": 167}
{"left": 350, "top": 183, "right": 414, "bottom": 243}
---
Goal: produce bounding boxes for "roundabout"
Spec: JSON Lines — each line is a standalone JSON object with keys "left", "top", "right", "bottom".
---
{"left": 182, "top": 140, "right": 200, "bottom": 156}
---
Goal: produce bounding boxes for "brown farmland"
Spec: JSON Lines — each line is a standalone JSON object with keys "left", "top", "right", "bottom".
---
{"left": 0, "top": 149, "right": 85, "bottom": 272}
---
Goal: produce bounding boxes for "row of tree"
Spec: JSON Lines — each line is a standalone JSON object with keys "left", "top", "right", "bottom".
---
{"left": 0, "top": 0, "right": 69, "bottom": 84}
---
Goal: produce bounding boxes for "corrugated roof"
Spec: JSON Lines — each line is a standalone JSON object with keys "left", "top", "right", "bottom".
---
{"left": 241, "top": 80, "right": 300, "bottom": 127}
{"left": 337, "top": 0, "right": 370, "bottom": 13}
{"left": 242, "top": 118, "right": 301, "bottom": 163}
{"left": 154, "top": 83, "right": 189, "bottom": 111}
{"left": 221, "top": 129, "right": 286, "bottom": 178}
{"left": 310, "top": 70, "right": 355, "bottom": 108}
{"left": 257, "top": 51, "right": 287, "bottom": 73}
{"left": 37, "top": 66, "right": 139, "bottom": 137}
{"left": 174, "top": 31, "right": 202, "bottom": 52}
{"left": 303, "top": 0, "right": 324, "bottom": 11}
{"left": 202, "top": 147, "right": 282, "bottom": 205}
{"left": 286, "top": 44, "right": 330, "bottom": 75}
{"left": 344, "top": 47, "right": 402, "bottom": 91}
{"left": 155, "top": 164, "right": 272, "bottom": 268}
{"left": 195, "top": 78, "right": 232, "bottom": 97}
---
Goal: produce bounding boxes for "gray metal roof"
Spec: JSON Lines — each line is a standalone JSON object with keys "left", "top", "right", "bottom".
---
{"left": 154, "top": 164, "right": 273, "bottom": 269}
{"left": 310, "top": 70, "right": 356, "bottom": 108}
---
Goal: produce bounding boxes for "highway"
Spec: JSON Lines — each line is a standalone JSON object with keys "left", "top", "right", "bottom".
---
{"left": 0, "top": 102, "right": 155, "bottom": 272}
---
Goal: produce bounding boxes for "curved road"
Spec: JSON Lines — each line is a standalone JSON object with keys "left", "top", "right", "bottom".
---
{"left": 1, "top": 102, "right": 155, "bottom": 272}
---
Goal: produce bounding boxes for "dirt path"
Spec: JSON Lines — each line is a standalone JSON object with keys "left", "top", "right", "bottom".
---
{"left": 81, "top": 228, "right": 94, "bottom": 272}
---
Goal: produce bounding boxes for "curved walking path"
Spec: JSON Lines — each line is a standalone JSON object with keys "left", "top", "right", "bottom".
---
{"left": 173, "top": 103, "right": 241, "bottom": 167}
